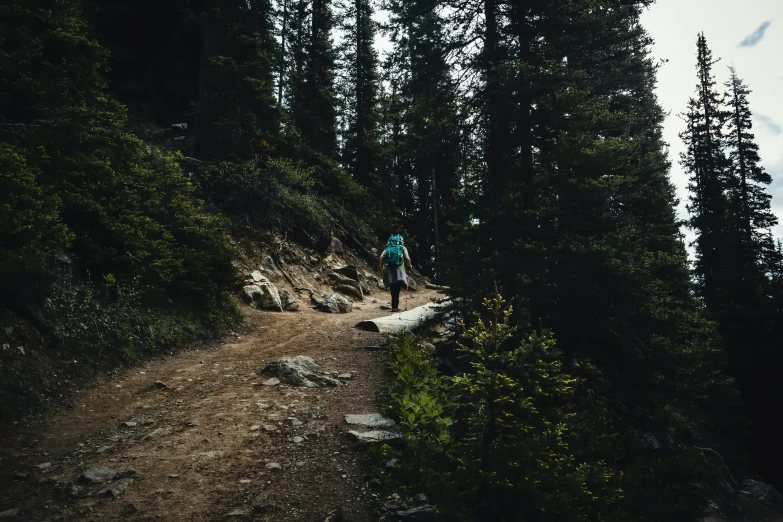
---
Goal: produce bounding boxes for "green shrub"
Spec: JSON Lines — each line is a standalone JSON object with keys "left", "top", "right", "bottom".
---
{"left": 44, "top": 270, "right": 238, "bottom": 362}
{"left": 192, "top": 154, "right": 374, "bottom": 243}
{"left": 0, "top": 143, "right": 72, "bottom": 294}
{"left": 384, "top": 292, "right": 627, "bottom": 522}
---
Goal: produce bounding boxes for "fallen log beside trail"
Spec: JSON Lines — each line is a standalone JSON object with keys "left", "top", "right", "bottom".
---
{"left": 355, "top": 301, "right": 449, "bottom": 334}
{"left": 424, "top": 282, "right": 448, "bottom": 291}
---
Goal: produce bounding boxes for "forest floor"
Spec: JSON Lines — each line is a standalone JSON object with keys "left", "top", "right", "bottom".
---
{"left": 0, "top": 284, "right": 445, "bottom": 521}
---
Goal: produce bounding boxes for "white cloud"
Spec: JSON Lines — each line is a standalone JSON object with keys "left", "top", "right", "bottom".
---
{"left": 641, "top": 0, "right": 783, "bottom": 247}
{"left": 755, "top": 113, "right": 783, "bottom": 135}
{"left": 738, "top": 20, "right": 772, "bottom": 47}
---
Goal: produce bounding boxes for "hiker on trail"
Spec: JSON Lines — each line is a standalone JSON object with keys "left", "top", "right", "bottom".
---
{"left": 379, "top": 234, "right": 412, "bottom": 312}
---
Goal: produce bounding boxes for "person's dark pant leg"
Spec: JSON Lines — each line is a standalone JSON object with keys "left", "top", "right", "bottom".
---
{"left": 390, "top": 282, "right": 401, "bottom": 310}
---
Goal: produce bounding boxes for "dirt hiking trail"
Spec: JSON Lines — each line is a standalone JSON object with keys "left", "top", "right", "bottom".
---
{"left": 0, "top": 288, "right": 444, "bottom": 521}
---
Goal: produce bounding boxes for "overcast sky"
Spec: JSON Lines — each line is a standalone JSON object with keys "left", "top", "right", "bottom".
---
{"left": 641, "top": 1, "right": 783, "bottom": 247}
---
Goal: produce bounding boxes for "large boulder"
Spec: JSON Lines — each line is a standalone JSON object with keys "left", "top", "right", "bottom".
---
{"left": 279, "top": 289, "right": 300, "bottom": 311}
{"left": 260, "top": 356, "right": 340, "bottom": 387}
{"left": 313, "top": 292, "right": 352, "bottom": 313}
{"left": 242, "top": 273, "right": 283, "bottom": 311}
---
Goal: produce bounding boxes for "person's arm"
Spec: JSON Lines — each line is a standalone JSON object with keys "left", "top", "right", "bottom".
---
{"left": 403, "top": 247, "right": 412, "bottom": 270}
{"left": 379, "top": 249, "right": 385, "bottom": 269}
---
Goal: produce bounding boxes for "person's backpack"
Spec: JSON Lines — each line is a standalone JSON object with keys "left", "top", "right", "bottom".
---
{"left": 384, "top": 235, "right": 405, "bottom": 267}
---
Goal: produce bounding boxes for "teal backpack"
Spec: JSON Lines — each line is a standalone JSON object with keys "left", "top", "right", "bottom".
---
{"left": 384, "top": 235, "right": 405, "bottom": 267}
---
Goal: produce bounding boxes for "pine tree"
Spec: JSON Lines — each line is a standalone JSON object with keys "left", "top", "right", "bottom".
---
{"left": 384, "top": 0, "right": 461, "bottom": 278}
{"left": 719, "top": 67, "right": 782, "bottom": 488}
{"left": 192, "top": 0, "right": 281, "bottom": 160}
{"left": 724, "top": 67, "right": 777, "bottom": 264}
{"left": 0, "top": 0, "right": 236, "bottom": 308}
{"left": 680, "top": 33, "right": 735, "bottom": 314}
{"left": 340, "top": 0, "right": 382, "bottom": 198}
{"left": 442, "top": 3, "right": 744, "bottom": 518}
{"left": 297, "top": 0, "right": 339, "bottom": 158}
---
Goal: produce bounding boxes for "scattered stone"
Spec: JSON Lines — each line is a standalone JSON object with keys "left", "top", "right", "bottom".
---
{"left": 0, "top": 508, "right": 19, "bottom": 519}
{"left": 69, "top": 485, "right": 85, "bottom": 498}
{"left": 249, "top": 270, "right": 264, "bottom": 282}
{"left": 312, "top": 292, "right": 352, "bottom": 314}
{"left": 255, "top": 403, "right": 270, "bottom": 409}
{"left": 252, "top": 493, "right": 270, "bottom": 511}
{"left": 239, "top": 479, "right": 251, "bottom": 484}
{"left": 413, "top": 493, "right": 429, "bottom": 504}
{"left": 334, "top": 283, "right": 363, "bottom": 300}
{"left": 187, "top": 420, "right": 200, "bottom": 427}
{"left": 347, "top": 430, "right": 402, "bottom": 443}
{"left": 153, "top": 381, "right": 169, "bottom": 390}
{"left": 334, "top": 265, "right": 360, "bottom": 281}
{"left": 265, "top": 462, "right": 281, "bottom": 470}
{"left": 119, "top": 468, "right": 138, "bottom": 479}
{"left": 262, "top": 378, "right": 280, "bottom": 386}
{"left": 344, "top": 413, "right": 395, "bottom": 428}
{"left": 292, "top": 436, "right": 304, "bottom": 443}
{"left": 82, "top": 467, "right": 118, "bottom": 484}
{"left": 337, "top": 373, "right": 352, "bottom": 380}
{"left": 168, "top": 474, "right": 179, "bottom": 479}
{"left": 739, "top": 479, "right": 783, "bottom": 510}
{"left": 250, "top": 425, "right": 261, "bottom": 432}
{"left": 260, "top": 356, "right": 341, "bottom": 387}
{"left": 384, "top": 458, "right": 399, "bottom": 469}
{"left": 261, "top": 255, "right": 278, "bottom": 273}
{"left": 100, "top": 477, "right": 134, "bottom": 498}
{"left": 121, "top": 421, "right": 137, "bottom": 428}
{"left": 419, "top": 342, "right": 436, "bottom": 354}
{"left": 323, "top": 507, "right": 344, "bottom": 522}
{"left": 95, "top": 445, "right": 113, "bottom": 454}
{"left": 226, "top": 508, "right": 250, "bottom": 518}
{"left": 291, "top": 419, "right": 304, "bottom": 427}
{"left": 328, "top": 237, "right": 343, "bottom": 254}
{"left": 35, "top": 462, "right": 51, "bottom": 470}
{"left": 263, "top": 425, "right": 277, "bottom": 432}
{"left": 141, "top": 428, "right": 168, "bottom": 441}
{"left": 121, "top": 503, "right": 138, "bottom": 516}
{"left": 138, "top": 419, "right": 155, "bottom": 426}
{"left": 393, "top": 504, "right": 436, "bottom": 520}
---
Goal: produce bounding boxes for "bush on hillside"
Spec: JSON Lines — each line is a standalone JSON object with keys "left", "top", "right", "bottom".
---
{"left": 383, "top": 292, "right": 627, "bottom": 522}
{"left": 1, "top": 2, "right": 239, "bottom": 355}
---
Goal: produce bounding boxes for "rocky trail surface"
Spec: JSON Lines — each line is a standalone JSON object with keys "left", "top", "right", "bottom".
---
{"left": 0, "top": 285, "right": 444, "bottom": 521}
